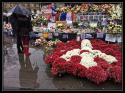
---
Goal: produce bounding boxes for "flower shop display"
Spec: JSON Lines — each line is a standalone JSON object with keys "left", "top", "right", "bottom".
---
{"left": 56, "top": 21, "right": 67, "bottom": 30}
{"left": 32, "top": 36, "right": 47, "bottom": 46}
{"left": 100, "top": 4, "right": 112, "bottom": 13}
{"left": 44, "top": 39, "right": 122, "bottom": 84}
{"left": 30, "top": 3, "right": 122, "bottom": 35}
{"left": 108, "top": 4, "right": 122, "bottom": 20}
{"left": 107, "top": 21, "right": 122, "bottom": 34}
{"left": 80, "top": 4, "right": 89, "bottom": 13}
{"left": 32, "top": 15, "right": 48, "bottom": 27}
{"left": 89, "top": 4, "right": 100, "bottom": 12}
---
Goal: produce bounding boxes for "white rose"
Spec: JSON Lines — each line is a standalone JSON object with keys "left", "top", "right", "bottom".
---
{"left": 81, "top": 46, "right": 92, "bottom": 51}
{"left": 81, "top": 39, "right": 93, "bottom": 49}
{"left": 102, "top": 55, "right": 118, "bottom": 64}
{"left": 80, "top": 57, "right": 97, "bottom": 68}
{"left": 60, "top": 54, "right": 70, "bottom": 61}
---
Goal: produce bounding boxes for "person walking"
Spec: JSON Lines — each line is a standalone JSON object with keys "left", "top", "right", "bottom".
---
{"left": 16, "top": 14, "right": 33, "bottom": 56}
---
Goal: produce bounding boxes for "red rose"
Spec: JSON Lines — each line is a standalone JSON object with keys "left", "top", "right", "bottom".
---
{"left": 65, "top": 63, "right": 76, "bottom": 74}
{"left": 51, "top": 58, "right": 67, "bottom": 76}
{"left": 109, "top": 66, "right": 122, "bottom": 83}
{"left": 85, "top": 66, "right": 108, "bottom": 84}
{"left": 103, "top": 48, "right": 114, "bottom": 55}
{"left": 70, "top": 56, "right": 82, "bottom": 64}
{"left": 56, "top": 42, "right": 65, "bottom": 48}
{"left": 77, "top": 64, "right": 87, "bottom": 78}
{"left": 45, "top": 54, "right": 54, "bottom": 64}
{"left": 94, "top": 57, "right": 112, "bottom": 70}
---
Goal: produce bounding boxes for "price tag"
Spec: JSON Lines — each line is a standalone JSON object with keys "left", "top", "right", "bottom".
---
{"left": 116, "top": 34, "right": 122, "bottom": 43}
{"left": 97, "top": 33, "right": 104, "bottom": 38}
{"left": 62, "top": 34, "right": 68, "bottom": 39}
{"left": 81, "top": 34, "right": 86, "bottom": 40}
{"left": 105, "top": 34, "right": 116, "bottom": 42}
{"left": 85, "top": 34, "right": 93, "bottom": 38}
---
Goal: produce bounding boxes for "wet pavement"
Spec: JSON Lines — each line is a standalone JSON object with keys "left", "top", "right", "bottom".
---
{"left": 3, "top": 34, "right": 122, "bottom": 91}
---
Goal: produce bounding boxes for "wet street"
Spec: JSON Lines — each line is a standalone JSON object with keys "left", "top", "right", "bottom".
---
{"left": 3, "top": 34, "right": 122, "bottom": 91}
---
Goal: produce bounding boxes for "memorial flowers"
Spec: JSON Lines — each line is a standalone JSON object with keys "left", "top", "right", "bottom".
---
{"left": 44, "top": 39, "right": 122, "bottom": 84}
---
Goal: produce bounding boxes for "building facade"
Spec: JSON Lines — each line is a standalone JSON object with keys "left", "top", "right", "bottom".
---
{"left": 2, "top": 2, "right": 42, "bottom": 12}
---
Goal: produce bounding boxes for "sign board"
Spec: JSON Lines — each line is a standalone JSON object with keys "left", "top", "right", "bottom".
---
{"left": 105, "top": 34, "right": 116, "bottom": 42}
{"left": 77, "top": 14, "right": 107, "bottom": 21}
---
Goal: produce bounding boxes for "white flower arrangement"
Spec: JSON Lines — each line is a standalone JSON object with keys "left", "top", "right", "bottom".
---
{"left": 81, "top": 46, "right": 93, "bottom": 51}
{"left": 60, "top": 39, "right": 118, "bottom": 68}
{"left": 91, "top": 50, "right": 102, "bottom": 57}
{"left": 100, "top": 55, "right": 118, "bottom": 64}
{"left": 81, "top": 39, "right": 93, "bottom": 49}
{"left": 60, "top": 49, "right": 80, "bottom": 61}
{"left": 80, "top": 56, "right": 97, "bottom": 68}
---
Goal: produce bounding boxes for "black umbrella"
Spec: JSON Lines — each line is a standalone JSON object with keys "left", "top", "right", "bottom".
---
{"left": 8, "top": 4, "right": 31, "bottom": 17}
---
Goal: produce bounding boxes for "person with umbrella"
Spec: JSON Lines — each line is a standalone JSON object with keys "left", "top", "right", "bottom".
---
{"left": 8, "top": 5, "right": 32, "bottom": 56}
{"left": 17, "top": 14, "right": 32, "bottom": 56}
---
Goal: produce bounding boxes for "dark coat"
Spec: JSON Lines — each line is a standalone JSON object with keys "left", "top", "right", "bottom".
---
{"left": 17, "top": 16, "right": 33, "bottom": 37}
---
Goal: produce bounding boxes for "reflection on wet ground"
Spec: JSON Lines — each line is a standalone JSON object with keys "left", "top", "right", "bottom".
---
{"left": 3, "top": 35, "right": 122, "bottom": 91}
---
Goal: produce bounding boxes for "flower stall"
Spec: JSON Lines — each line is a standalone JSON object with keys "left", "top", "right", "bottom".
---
{"left": 29, "top": 3, "right": 123, "bottom": 85}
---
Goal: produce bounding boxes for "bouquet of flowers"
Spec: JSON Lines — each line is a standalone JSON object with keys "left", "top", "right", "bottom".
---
{"left": 108, "top": 4, "right": 122, "bottom": 20}
{"left": 34, "top": 36, "right": 47, "bottom": 46}
{"left": 100, "top": 4, "right": 112, "bottom": 13}
{"left": 108, "top": 21, "right": 122, "bottom": 33}
{"left": 80, "top": 4, "right": 89, "bottom": 13}
{"left": 46, "top": 39, "right": 61, "bottom": 47}
{"left": 90, "top": 4, "right": 100, "bottom": 12}
{"left": 32, "top": 15, "right": 48, "bottom": 27}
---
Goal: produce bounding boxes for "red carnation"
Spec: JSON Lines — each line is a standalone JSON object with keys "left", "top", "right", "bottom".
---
{"left": 103, "top": 48, "right": 114, "bottom": 55}
{"left": 94, "top": 57, "right": 112, "bottom": 70}
{"left": 51, "top": 58, "right": 67, "bottom": 76}
{"left": 66, "top": 40, "right": 80, "bottom": 48}
{"left": 56, "top": 42, "right": 65, "bottom": 48}
{"left": 109, "top": 66, "right": 122, "bottom": 83}
{"left": 70, "top": 56, "right": 82, "bottom": 64}
{"left": 110, "top": 44, "right": 121, "bottom": 51}
{"left": 65, "top": 63, "right": 76, "bottom": 74}
{"left": 45, "top": 54, "right": 54, "bottom": 64}
{"left": 77, "top": 64, "right": 87, "bottom": 78}
{"left": 85, "top": 66, "right": 108, "bottom": 84}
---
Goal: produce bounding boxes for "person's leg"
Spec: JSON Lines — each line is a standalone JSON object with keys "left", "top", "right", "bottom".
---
{"left": 20, "top": 37, "right": 24, "bottom": 52}
{"left": 22, "top": 36, "right": 30, "bottom": 56}
{"left": 26, "top": 36, "right": 30, "bottom": 56}
{"left": 17, "top": 35, "right": 22, "bottom": 53}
